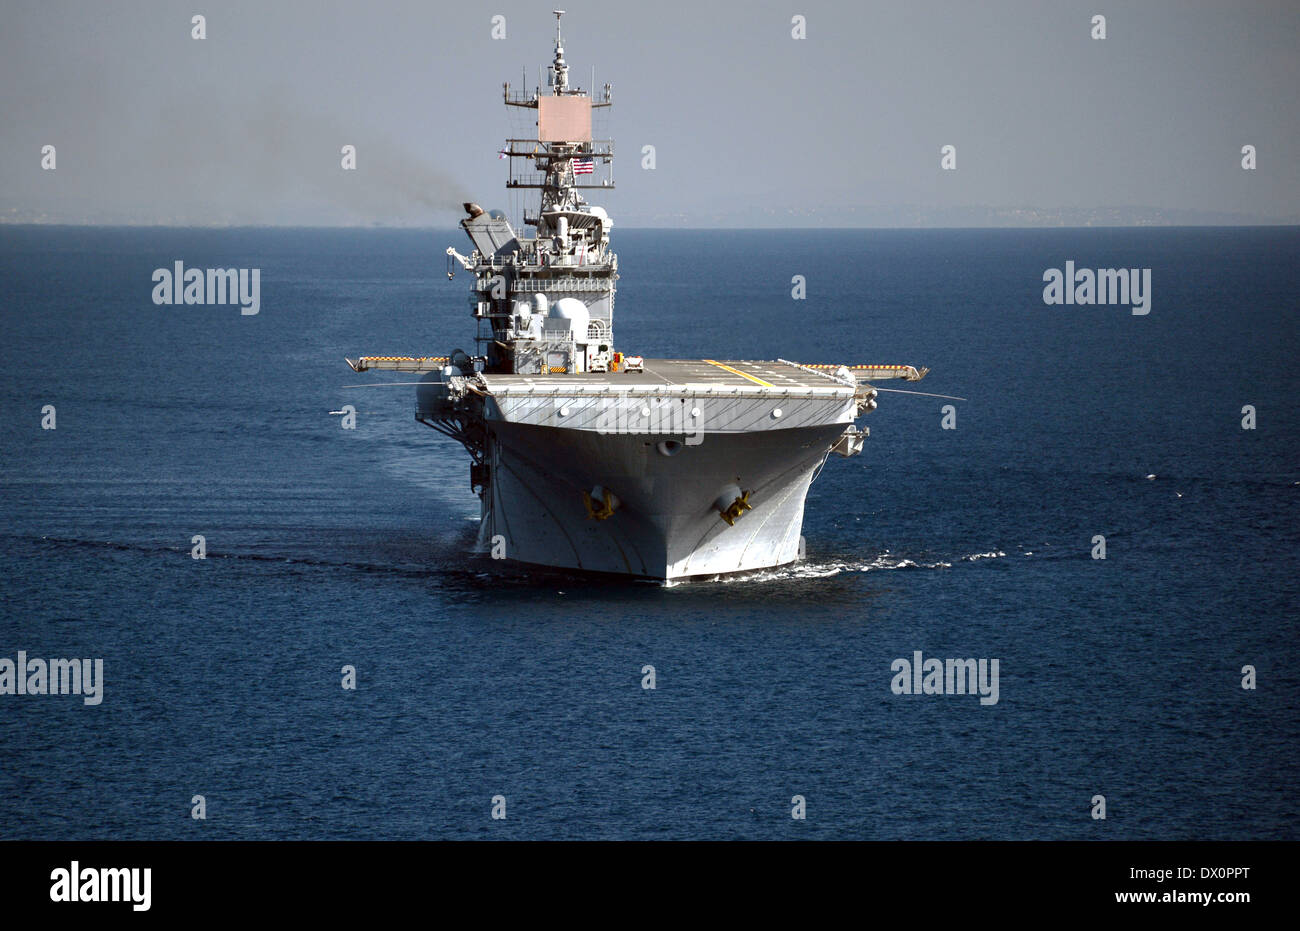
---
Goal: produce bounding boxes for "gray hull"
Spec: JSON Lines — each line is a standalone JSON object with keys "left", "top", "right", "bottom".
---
{"left": 481, "top": 420, "right": 845, "bottom": 580}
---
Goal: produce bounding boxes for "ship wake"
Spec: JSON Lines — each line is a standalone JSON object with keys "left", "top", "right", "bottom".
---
{"left": 672, "top": 549, "right": 1009, "bottom": 585}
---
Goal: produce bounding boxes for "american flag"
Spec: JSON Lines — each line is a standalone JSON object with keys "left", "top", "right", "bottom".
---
{"left": 573, "top": 157, "right": 594, "bottom": 175}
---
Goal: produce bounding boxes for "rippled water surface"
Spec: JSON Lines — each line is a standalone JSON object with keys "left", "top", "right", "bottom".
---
{"left": 1, "top": 226, "right": 1296, "bottom": 838}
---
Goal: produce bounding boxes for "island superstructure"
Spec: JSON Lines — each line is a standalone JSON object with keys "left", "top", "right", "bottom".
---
{"left": 347, "top": 12, "right": 929, "bottom": 580}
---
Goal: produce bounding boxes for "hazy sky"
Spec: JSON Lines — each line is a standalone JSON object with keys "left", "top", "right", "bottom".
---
{"left": 2, "top": 0, "right": 1297, "bottom": 226}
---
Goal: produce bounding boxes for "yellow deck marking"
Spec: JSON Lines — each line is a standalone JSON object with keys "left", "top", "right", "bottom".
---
{"left": 702, "top": 359, "right": 775, "bottom": 387}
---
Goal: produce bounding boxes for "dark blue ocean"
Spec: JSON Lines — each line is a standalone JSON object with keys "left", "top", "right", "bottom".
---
{"left": 0, "top": 226, "right": 1296, "bottom": 839}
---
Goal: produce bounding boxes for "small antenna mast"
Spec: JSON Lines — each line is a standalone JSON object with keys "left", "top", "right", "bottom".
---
{"left": 551, "top": 10, "right": 568, "bottom": 93}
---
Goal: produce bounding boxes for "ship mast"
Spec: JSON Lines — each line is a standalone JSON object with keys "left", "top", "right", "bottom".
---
{"left": 450, "top": 11, "right": 618, "bottom": 376}
{"left": 502, "top": 10, "right": 614, "bottom": 231}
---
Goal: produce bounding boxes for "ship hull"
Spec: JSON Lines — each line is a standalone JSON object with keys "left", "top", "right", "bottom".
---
{"left": 479, "top": 420, "right": 845, "bottom": 580}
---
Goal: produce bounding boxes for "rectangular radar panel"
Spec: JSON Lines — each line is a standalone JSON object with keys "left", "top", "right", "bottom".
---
{"left": 538, "top": 96, "right": 592, "bottom": 143}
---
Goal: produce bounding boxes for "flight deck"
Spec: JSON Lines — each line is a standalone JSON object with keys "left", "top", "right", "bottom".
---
{"left": 347, "top": 355, "right": 926, "bottom": 395}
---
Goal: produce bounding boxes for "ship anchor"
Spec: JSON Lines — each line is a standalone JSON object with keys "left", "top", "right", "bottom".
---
{"left": 717, "top": 490, "right": 753, "bottom": 526}
{"left": 583, "top": 486, "right": 619, "bottom": 521}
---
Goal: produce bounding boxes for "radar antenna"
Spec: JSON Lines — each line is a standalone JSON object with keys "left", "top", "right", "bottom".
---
{"left": 551, "top": 10, "right": 568, "bottom": 92}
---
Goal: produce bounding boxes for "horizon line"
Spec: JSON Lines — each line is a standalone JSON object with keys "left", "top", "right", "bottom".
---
{"left": 2, "top": 222, "right": 1298, "bottom": 232}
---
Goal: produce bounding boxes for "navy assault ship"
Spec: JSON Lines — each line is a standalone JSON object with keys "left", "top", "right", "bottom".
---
{"left": 348, "top": 12, "right": 929, "bottom": 580}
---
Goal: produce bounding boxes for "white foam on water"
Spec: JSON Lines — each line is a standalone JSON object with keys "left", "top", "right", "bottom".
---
{"left": 687, "top": 549, "right": 1018, "bottom": 585}
{"left": 962, "top": 550, "right": 1006, "bottom": 561}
